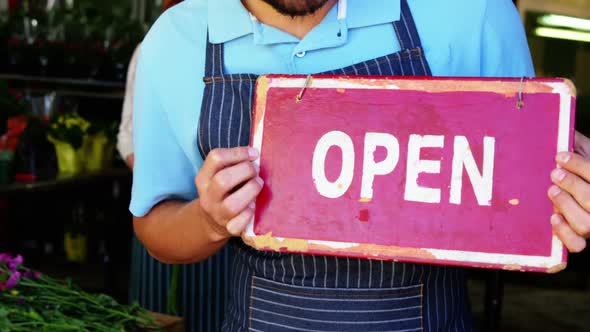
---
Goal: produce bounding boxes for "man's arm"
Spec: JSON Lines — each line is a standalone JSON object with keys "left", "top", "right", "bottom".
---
{"left": 134, "top": 147, "right": 263, "bottom": 264}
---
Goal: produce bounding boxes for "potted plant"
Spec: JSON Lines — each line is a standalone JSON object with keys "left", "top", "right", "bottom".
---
{"left": 85, "top": 120, "right": 118, "bottom": 172}
{"left": 0, "top": 81, "right": 25, "bottom": 185}
{"left": 64, "top": 202, "right": 88, "bottom": 263}
{"left": 0, "top": 81, "right": 24, "bottom": 134}
{"left": 47, "top": 112, "right": 90, "bottom": 175}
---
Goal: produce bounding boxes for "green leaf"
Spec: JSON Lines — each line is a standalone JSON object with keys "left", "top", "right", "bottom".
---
{"left": 28, "top": 309, "right": 43, "bottom": 321}
{"left": 0, "top": 308, "right": 10, "bottom": 330}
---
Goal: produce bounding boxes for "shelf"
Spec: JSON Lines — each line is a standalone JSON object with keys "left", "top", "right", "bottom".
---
{"left": 0, "top": 73, "right": 126, "bottom": 89}
{"left": 0, "top": 167, "right": 131, "bottom": 195}
{"left": 29, "top": 88, "right": 125, "bottom": 99}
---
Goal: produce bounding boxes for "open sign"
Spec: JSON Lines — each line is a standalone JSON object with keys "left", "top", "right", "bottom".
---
{"left": 243, "top": 75, "right": 576, "bottom": 273}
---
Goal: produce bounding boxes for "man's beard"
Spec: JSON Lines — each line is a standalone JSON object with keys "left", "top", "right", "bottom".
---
{"left": 261, "top": 0, "right": 330, "bottom": 17}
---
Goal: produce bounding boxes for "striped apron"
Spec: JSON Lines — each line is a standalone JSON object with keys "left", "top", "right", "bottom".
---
{"left": 195, "top": 0, "right": 473, "bottom": 331}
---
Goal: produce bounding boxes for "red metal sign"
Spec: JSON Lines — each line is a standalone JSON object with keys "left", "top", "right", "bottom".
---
{"left": 243, "top": 75, "right": 576, "bottom": 273}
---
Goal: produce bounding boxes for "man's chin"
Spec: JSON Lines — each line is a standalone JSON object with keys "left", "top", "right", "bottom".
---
{"left": 261, "top": 0, "right": 330, "bottom": 17}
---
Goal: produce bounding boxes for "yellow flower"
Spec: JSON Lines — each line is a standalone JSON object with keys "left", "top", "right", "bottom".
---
{"left": 10, "top": 290, "right": 18, "bottom": 296}
{"left": 65, "top": 118, "right": 76, "bottom": 128}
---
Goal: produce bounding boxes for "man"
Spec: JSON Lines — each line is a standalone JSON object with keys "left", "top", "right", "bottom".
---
{"left": 131, "top": 0, "right": 590, "bottom": 330}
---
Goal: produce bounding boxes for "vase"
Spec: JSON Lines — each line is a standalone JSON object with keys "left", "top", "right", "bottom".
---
{"left": 85, "top": 133, "right": 114, "bottom": 172}
{"left": 64, "top": 232, "right": 88, "bottom": 263}
{"left": 48, "top": 135, "right": 85, "bottom": 175}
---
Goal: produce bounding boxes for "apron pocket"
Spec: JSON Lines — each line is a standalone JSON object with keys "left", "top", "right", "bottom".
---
{"left": 249, "top": 276, "right": 423, "bottom": 332}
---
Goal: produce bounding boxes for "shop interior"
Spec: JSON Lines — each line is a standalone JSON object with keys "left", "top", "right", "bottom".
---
{"left": 0, "top": 0, "right": 589, "bottom": 331}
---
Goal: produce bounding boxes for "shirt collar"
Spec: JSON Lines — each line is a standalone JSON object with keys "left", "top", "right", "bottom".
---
{"left": 207, "top": 0, "right": 401, "bottom": 44}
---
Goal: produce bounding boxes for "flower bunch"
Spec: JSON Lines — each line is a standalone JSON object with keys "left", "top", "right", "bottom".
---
{"left": 87, "top": 120, "right": 119, "bottom": 143}
{"left": 0, "top": 253, "right": 160, "bottom": 332}
{"left": 0, "top": 254, "right": 30, "bottom": 291}
{"left": 48, "top": 112, "right": 91, "bottom": 149}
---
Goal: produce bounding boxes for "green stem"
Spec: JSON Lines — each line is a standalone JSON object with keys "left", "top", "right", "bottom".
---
{"left": 18, "top": 281, "right": 139, "bottom": 321}
{"left": 166, "top": 265, "right": 180, "bottom": 315}
{"left": 10, "top": 322, "right": 86, "bottom": 331}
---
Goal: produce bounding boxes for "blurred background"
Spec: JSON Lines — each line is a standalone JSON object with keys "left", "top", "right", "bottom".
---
{"left": 0, "top": 0, "right": 588, "bottom": 331}
{"left": 0, "top": 0, "right": 164, "bottom": 308}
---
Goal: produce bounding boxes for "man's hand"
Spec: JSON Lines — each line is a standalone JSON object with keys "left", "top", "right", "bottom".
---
{"left": 549, "top": 131, "right": 590, "bottom": 253}
{"left": 195, "top": 147, "right": 263, "bottom": 241}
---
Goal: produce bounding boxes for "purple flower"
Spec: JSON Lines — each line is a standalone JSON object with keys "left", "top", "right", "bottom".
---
{"left": 8, "top": 255, "right": 23, "bottom": 271}
{"left": 0, "top": 253, "right": 11, "bottom": 263}
{"left": 5, "top": 271, "right": 21, "bottom": 289}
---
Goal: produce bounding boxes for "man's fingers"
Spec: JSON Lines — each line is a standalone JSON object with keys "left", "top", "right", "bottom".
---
{"left": 197, "top": 147, "right": 259, "bottom": 188}
{"left": 209, "top": 161, "right": 259, "bottom": 200}
{"left": 225, "top": 203, "right": 256, "bottom": 236}
{"left": 548, "top": 185, "right": 590, "bottom": 238}
{"left": 221, "top": 177, "right": 264, "bottom": 219}
{"left": 556, "top": 152, "right": 590, "bottom": 184}
{"left": 551, "top": 168, "right": 590, "bottom": 212}
{"left": 551, "top": 214, "right": 587, "bottom": 253}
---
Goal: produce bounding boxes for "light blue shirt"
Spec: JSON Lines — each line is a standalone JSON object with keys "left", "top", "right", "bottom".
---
{"left": 131, "top": 0, "right": 534, "bottom": 217}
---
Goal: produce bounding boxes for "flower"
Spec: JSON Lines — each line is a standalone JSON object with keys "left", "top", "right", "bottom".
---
{"left": 0, "top": 253, "right": 23, "bottom": 273}
{"left": 0, "top": 253, "right": 11, "bottom": 263}
{"left": 5, "top": 271, "right": 21, "bottom": 289}
{"left": 0, "top": 252, "right": 160, "bottom": 330}
{"left": 48, "top": 113, "right": 92, "bottom": 150}
{"left": 8, "top": 255, "right": 23, "bottom": 271}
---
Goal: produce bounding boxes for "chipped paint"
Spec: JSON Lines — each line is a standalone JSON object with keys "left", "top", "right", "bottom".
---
{"left": 547, "top": 262, "right": 567, "bottom": 274}
{"left": 337, "top": 88, "right": 346, "bottom": 93}
{"left": 359, "top": 197, "right": 371, "bottom": 203}
{"left": 308, "top": 240, "right": 359, "bottom": 249}
{"left": 267, "top": 76, "right": 557, "bottom": 97}
{"left": 503, "top": 264, "right": 523, "bottom": 271}
{"left": 352, "top": 244, "right": 437, "bottom": 260}
{"left": 359, "top": 209, "right": 370, "bottom": 222}
{"left": 545, "top": 79, "right": 577, "bottom": 97}
{"left": 509, "top": 199, "right": 520, "bottom": 206}
{"left": 253, "top": 76, "right": 270, "bottom": 145}
{"left": 300, "top": 242, "right": 437, "bottom": 260}
{"left": 250, "top": 232, "right": 309, "bottom": 252}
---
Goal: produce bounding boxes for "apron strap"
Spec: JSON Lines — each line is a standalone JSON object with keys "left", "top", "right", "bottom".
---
{"left": 393, "top": 0, "right": 424, "bottom": 50}
{"left": 204, "top": 32, "right": 225, "bottom": 77}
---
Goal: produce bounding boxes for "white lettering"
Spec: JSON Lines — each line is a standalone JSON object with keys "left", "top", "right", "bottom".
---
{"left": 404, "top": 135, "right": 444, "bottom": 204}
{"left": 450, "top": 136, "right": 495, "bottom": 206}
{"left": 312, "top": 131, "right": 355, "bottom": 198}
{"left": 360, "top": 133, "right": 400, "bottom": 200}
